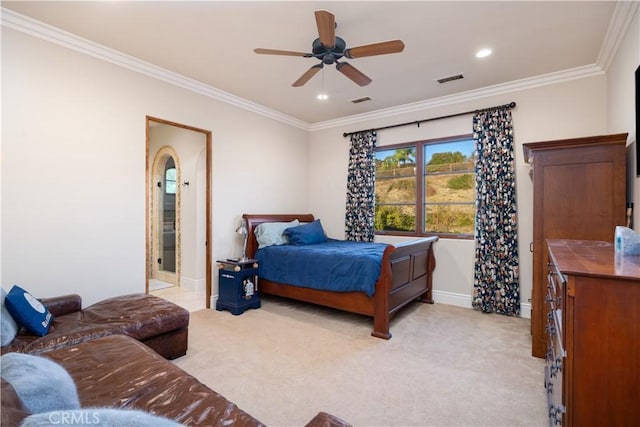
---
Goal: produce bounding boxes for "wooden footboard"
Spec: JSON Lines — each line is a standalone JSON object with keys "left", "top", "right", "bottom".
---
{"left": 243, "top": 214, "right": 438, "bottom": 339}
{"left": 374, "top": 237, "right": 438, "bottom": 338}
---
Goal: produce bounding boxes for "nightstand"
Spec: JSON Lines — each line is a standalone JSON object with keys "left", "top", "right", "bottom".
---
{"left": 215, "top": 259, "right": 260, "bottom": 315}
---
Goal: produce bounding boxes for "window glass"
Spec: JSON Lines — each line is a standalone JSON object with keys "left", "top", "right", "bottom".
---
{"left": 164, "top": 159, "right": 177, "bottom": 195}
{"left": 374, "top": 136, "right": 475, "bottom": 237}
{"left": 424, "top": 139, "right": 475, "bottom": 234}
{"left": 375, "top": 147, "right": 417, "bottom": 232}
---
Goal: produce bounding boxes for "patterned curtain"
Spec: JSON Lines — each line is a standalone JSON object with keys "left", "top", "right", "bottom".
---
{"left": 472, "top": 108, "right": 520, "bottom": 316}
{"left": 345, "top": 131, "right": 377, "bottom": 242}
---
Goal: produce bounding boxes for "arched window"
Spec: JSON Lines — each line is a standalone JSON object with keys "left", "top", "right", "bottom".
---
{"left": 164, "top": 157, "right": 176, "bottom": 194}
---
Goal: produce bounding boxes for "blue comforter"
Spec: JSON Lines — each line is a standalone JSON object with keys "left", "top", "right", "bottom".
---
{"left": 255, "top": 239, "right": 390, "bottom": 297}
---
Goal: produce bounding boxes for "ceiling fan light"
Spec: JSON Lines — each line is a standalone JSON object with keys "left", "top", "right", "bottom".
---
{"left": 476, "top": 48, "right": 492, "bottom": 58}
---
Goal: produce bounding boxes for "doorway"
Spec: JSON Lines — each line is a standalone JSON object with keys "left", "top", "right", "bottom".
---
{"left": 146, "top": 117, "right": 212, "bottom": 309}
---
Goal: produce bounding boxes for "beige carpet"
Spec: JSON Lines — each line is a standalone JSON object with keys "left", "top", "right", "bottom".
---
{"left": 173, "top": 296, "right": 547, "bottom": 427}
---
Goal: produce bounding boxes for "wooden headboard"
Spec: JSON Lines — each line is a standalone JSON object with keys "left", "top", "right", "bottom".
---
{"left": 243, "top": 213, "right": 315, "bottom": 258}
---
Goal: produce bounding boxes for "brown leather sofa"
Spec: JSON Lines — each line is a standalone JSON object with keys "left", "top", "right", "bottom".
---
{"left": 2, "top": 334, "right": 351, "bottom": 427}
{"left": 1, "top": 293, "right": 189, "bottom": 360}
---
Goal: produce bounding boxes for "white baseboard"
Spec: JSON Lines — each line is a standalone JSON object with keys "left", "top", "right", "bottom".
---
{"left": 207, "top": 287, "right": 532, "bottom": 318}
{"left": 520, "top": 302, "right": 532, "bottom": 319}
{"left": 432, "top": 290, "right": 531, "bottom": 319}
{"left": 180, "top": 277, "right": 205, "bottom": 291}
{"left": 432, "top": 290, "right": 473, "bottom": 309}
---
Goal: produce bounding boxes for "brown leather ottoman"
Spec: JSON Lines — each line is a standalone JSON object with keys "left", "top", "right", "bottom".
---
{"left": 2, "top": 293, "right": 189, "bottom": 359}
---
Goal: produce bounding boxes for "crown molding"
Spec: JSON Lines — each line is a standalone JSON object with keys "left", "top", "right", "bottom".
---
{"left": 597, "top": 0, "right": 639, "bottom": 72}
{"left": 310, "top": 64, "right": 605, "bottom": 132}
{"left": 0, "top": 8, "right": 310, "bottom": 131}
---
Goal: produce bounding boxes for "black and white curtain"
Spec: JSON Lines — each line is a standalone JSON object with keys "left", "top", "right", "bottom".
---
{"left": 345, "top": 131, "right": 377, "bottom": 242}
{"left": 472, "top": 108, "right": 520, "bottom": 316}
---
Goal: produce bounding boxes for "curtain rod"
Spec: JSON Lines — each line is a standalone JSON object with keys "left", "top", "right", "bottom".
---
{"left": 342, "top": 101, "right": 516, "bottom": 138}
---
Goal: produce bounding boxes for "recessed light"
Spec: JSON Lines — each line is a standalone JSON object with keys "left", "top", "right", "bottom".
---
{"left": 317, "top": 93, "right": 328, "bottom": 100}
{"left": 476, "top": 48, "right": 492, "bottom": 58}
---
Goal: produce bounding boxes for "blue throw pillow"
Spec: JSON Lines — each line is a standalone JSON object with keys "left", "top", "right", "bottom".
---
{"left": 1, "top": 352, "right": 80, "bottom": 414}
{"left": 4, "top": 285, "right": 53, "bottom": 336}
{"left": 1, "top": 288, "right": 19, "bottom": 346}
{"left": 20, "top": 408, "right": 183, "bottom": 426}
{"left": 284, "top": 219, "right": 327, "bottom": 245}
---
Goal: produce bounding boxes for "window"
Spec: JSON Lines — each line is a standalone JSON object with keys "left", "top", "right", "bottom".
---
{"left": 164, "top": 157, "right": 177, "bottom": 194}
{"left": 374, "top": 135, "right": 475, "bottom": 237}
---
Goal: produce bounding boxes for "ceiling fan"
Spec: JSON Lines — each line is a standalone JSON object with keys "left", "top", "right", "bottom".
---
{"left": 254, "top": 10, "right": 405, "bottom": 87}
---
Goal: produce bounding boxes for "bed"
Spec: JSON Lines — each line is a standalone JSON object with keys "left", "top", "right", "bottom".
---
{"left": 243, "top": 213, "right": 438, "bottom": 339}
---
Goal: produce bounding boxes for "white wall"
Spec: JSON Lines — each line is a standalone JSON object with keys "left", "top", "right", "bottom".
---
{"left": 309, "top": 75, "right": 608, "bottom": 316}
{"left": 1, "top": 28, "right": 309, "bottom": 306}
{"left": 606, "top": 7, "right": 639, "bottom": 230}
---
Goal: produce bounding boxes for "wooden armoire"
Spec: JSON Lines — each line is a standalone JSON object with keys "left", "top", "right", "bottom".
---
{"left": 523, "top": 133, "right": 628, "bottom": 358}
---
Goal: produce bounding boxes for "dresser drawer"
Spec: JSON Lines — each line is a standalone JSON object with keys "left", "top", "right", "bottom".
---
{"left": 545, "top": 364, "right": 565, "bottom": 426}
{"left": 545, "top": 269, "right": 566, "bottom": 427}
{"left": 545, "top": 319, "right": 565, "bottom": 426}
{"left": 547, "top": 264, "right": 565, "bottom": 312}
{"left": 550, "top": 309, "right": 564, "bottom": 353}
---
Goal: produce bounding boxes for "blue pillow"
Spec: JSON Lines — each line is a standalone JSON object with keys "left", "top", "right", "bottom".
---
{"left": 1, "top": 352, "right": 80, "bottom": 414}
{"left": 284, "top": 220, "right": 327, "bottom": 245}
{"left": 4, "top": 285, "right": 53, "bottom": 336}
{"left": 1, "top": 288, "right": 19, "bottom": 346}
{"left": 19, "top": 408, "right": 183, "bottom": 426}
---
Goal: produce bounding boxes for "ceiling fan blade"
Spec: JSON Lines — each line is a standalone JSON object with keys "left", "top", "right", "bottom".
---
{"left": 315, "top": 10, "right": 335, "bottom": 49}
{"left": 292, "top": 64, "right": 324, "bottom": 87}
{"left": 336, "top": 62, "right": 372, "bottom": 86}
{"left": 254, "top": 48, "right": 311, "bottom": 57}
{"left": 344, "top": 40, "right": 405, "bottom": 59}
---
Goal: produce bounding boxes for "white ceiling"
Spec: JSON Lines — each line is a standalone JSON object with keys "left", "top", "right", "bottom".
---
{"left": 2, "top": 1, "right": 621, "bottom": 125}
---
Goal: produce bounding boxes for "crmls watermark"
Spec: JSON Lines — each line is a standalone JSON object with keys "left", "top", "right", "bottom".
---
{"left": 47, "top": 410, "right": 100, "bottom": 425}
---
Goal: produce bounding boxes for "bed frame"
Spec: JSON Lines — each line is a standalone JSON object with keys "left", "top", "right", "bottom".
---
{"left": 243, "top": 214, "right": 438, "bottom": 339}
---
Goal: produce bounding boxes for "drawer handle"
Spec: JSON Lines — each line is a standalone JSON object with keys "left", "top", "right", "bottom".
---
{"left": 548, "top": 405, "right": 564, "bottom": 425}
{"left": 545, "top": 348, "right": 553, "bottom": 362}
{"left": 550, "top": 357, "right": 562, "bottom": 378}
{"left": 545, "top": 322, "right": 557, "bottom": 336}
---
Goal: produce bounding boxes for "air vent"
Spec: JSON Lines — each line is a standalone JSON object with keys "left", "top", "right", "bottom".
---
{"left": 350, "top": 96, "right": 372, "bottom": 104}
{"left": 436, "top": 73, "right": 464, "bottom": 84}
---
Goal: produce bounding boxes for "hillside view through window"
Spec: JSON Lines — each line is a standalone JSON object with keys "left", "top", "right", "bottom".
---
{"left": 375, "top": 137, "right": 475, "bottom": 236}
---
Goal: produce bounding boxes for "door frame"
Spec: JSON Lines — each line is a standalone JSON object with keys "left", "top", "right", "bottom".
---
{"left": 146, "top": 116, "right": 212, "bottom": 308}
